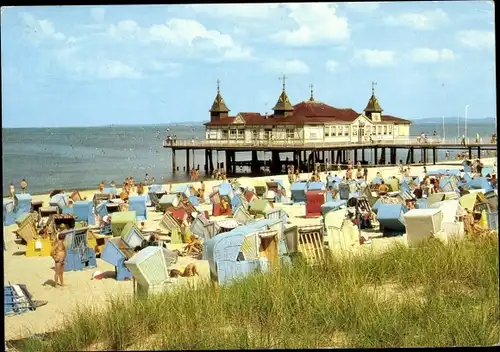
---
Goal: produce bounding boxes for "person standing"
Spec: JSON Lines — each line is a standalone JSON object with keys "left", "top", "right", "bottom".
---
{"left": 51, "top": 226, "right": 67, "bottom": 287}
{"left": 20, "top": 179, "right": 28, "bottom": 194}
{"left": 144, "top": 173, "right": 150, "bottom": 185}
{"left": 9, "top": 183, "right": 15, "bottom": 198}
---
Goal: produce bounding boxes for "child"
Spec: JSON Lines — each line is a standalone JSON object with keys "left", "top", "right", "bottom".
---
{"left": 9, "top": 183, "right": 15, "bottom": 199}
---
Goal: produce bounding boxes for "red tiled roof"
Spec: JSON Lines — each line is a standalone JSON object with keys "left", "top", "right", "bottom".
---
{"left": 204, "top": 101, "right": 410, "bottom": 126}
{"left": 381, "top": 115, "right": 411, "bottom": 123}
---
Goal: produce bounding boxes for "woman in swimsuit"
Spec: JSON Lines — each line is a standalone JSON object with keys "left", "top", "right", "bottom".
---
{"left": 51, "top": 231, "right": 67, "bottom": 287}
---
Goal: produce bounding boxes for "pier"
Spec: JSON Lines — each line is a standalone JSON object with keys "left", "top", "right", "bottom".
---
{"left": 163, "top": 137, "right": 498, "bottom": 176}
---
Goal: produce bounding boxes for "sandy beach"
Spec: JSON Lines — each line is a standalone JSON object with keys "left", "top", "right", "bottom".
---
{"left": 3, "top": 158, "right": 496, "bottom": 341}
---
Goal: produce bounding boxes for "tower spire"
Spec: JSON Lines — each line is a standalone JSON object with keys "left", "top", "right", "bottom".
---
{"left": 209, "top": 79, "right": 230, "bottom": 121}
{"left": 272, "top": 74, "right": 294, "bottom": 117}
{"left": 309, "top": 84, "right": 314, "bottom": 102}
{"left": 372, "top": 81, "right": 377, "bottom": 95}
{"left": 279, "top": 74, "right": 288, "bottom": 92}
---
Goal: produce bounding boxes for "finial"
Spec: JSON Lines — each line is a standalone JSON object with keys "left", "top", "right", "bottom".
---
{"left": 216, "top": 79, "right": 221, "bottom": 94}
{"left": 309, "top": 84, "right": 314, "bottom": 101}
{"left": 279, "top": 74, "right": 288, "bottom": 92}
{"left": 372, "top": 81, "right": 377, "bottom": 95}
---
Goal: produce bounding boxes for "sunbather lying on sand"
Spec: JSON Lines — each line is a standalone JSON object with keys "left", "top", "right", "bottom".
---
{"left": 169, "top": 263, "right": 200, "bottom": 278}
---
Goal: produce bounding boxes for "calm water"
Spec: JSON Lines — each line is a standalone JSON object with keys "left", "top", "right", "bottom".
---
{"left": 2, "top": 123, "right": 495, "bottom": 195}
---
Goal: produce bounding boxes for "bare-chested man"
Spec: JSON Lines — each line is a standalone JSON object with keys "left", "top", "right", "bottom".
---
{"left": 51, "top": 228, "right": 67, "bottom": 287}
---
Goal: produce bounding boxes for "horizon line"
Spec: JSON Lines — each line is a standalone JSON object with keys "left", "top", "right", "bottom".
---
{"left": 1, "top": 116, "right": 495, "bottom": 129}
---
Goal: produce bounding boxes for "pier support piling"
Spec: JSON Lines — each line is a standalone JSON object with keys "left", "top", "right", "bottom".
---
{"left": 468, "top": 147, "right": 472, "bottom": 160}
{"left": 186, "top": 149, "right": 190, "bottom": 173}
{"left": 432, "top": 147, "right": 437, "bottom": 165}
{"left": 172, "top": 149, "right": 176, "bottom": 173}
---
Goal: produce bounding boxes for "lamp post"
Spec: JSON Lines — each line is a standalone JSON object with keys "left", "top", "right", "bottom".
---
{"left": 465, "top": 104, "right": 470, "bottom": 142}
{"left": 442, "top": 116, "right": 445, "bottom": 143}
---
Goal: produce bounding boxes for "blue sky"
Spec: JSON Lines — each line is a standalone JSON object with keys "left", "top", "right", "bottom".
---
{"left": 1, "top": 2, "right": 496, "bottom": 128}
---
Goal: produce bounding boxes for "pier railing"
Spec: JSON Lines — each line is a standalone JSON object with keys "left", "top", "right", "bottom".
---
{"left": 163, "top": 137, "right": 496, "bottom": 148}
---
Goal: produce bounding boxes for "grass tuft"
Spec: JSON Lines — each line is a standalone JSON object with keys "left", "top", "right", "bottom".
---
{"left": 11, "top": 237, "right": 500, "bottom": 351}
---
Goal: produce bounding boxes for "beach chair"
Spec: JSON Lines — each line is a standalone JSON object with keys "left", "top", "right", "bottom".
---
{"left": 103, "top": 187, "right": 118, "bottom": 198}
{"left": 290, "top": 182, "right": 307, "bottom": 203}
{"left": 158, "top": 212, "right": 180, "bottom": 235}
{"left": 415, "top": 198, "right": 428, "bottom": 209}
{"left": 92, "top": 193, "right": 111, "bottom": 209}
{"left": 158, "top": 194, "right": 180, "bottom": 213}
{"left": 470, "top": 177, "right": 493, "bottom": 193}
{"left": 125, "top": 246, "right": 171, "bottom": 296}
{"left": 254, "top": 181, "right": 268, "bottom": 198}
{"left": 172, "top": 185, "right": 191, "bottom": 198}
{"left": 324, "top": 208, "right": 360, "bottom": 253}
{"left": 265, "top": 208, "right": 288, "bottom": 233}
{"left": 233, "top": 205, "right": 253, "bottom": 225}
{"left": 320, "top": 200, "right": 347, "bottom": 217}
{"left": 111, "top": 211, "right": 137, "bottom": 237}
{"left": 120, "top": 222, "right": 146, "bottom": 249}
{"left": 249, "top": 199, "right": 273, "bottom": 218}
{"left": 339, "top": 181, "right": 358, "bottom": 200}
{"left": 101, "top": 238, "right": 134, "bottom": 281}
{"left": 243, "top": 190, "right": 258, "bottom": 203}
{"left": 128, "top": 196, "right": 148, "bottom": 221}
{"left": 14, "top": 194, "right": 33, "bottom": 220}
{"left": 376, "top": 204, "right": 408, "bottom": 235}
{"left": 231, "top": 193, "right": 248, "bottom": 213}
{"left": 4, "top": 284, "right": 47, "bottom": 316}
{"left": 404, "top": 208, "right": 444, "bottom": 247}
{"left": 427, "top": 193, "right": 446, "bottom": 207}
{"left": 285, "top": 225, "right": 325, "bottom": 265}
{"left": 307, "top": 181, "right": 326, "bottom": 192}
{"left": 305, "top": 191, "right": 326, "bottom": 218}
{"left": 62, "top": 228, "right": 97, "bottom": 271}
{"left": 3, "top": 199, "right": 16, "bottom": 226}
{"left": 73, "top": 200, "right": 95, "bottom": 225}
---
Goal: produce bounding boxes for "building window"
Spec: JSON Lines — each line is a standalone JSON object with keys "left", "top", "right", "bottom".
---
{"left": 237, "top": 129, "right": 245, "bottom": 140}
{"left": 383, "top": 126, "right": 387, "bottom": 135}
{"left": 388, "top": 125, "right": 393, "bottom": 135}
{"left": 222, "top": 129, "right": 229, "bottom": 139}
{"left": 331, "top": 126, "right": 337, "bottom": 136}
{"left": 286, "top": 129, "right": 294, "bottom": 139}
{"left": 338, "top": 126, "right": 343, "bottom": 136}
{"left": 264, "top": 129, "right": 272, "bottom": 139}
{"left": 344, "top": 126, "right": 349, "bottom": 136}
{"left": 377, "top": 126, "right": 382, "bottom": 135}
{"left": 353, "top": 126, "right": 358, "bottom": 136}
{"left": 253, "top": 129, "right": 258, "bottom": 140}
{"left": 230, "top": 129, "right": 237, "bottom": 138}
{"left": 324, "top": 127, "right": 330, "bottom": 137}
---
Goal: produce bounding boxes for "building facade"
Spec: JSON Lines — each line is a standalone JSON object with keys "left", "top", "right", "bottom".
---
{"left": 204, "top": 80, "right": 411, "bottom": 145}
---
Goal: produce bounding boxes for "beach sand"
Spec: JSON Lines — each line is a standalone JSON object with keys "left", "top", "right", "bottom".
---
{"left": 3, "top": 158, "right": 495, "bottom": 341}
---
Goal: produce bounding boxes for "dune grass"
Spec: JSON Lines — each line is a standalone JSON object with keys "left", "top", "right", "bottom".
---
{"left": 13, "top": 236, "right": 500, "bottom": 351}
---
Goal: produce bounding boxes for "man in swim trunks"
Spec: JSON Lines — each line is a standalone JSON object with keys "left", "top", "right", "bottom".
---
{"left": 51, "top": 226, "right": 67, "bottom": 287}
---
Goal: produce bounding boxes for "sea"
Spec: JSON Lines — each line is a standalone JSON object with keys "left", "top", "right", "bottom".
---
{"left": 2, "top": 122, "right": 496, "bottom": 195}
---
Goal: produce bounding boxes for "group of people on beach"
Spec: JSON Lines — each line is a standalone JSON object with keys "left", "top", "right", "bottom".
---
{"left": 8, "top": 179, "right": 28, "bottom": 198}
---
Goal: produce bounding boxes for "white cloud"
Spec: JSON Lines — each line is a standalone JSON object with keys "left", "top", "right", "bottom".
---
{"left": 90, "top": 8, "right": 106, "bottom": 23}
{"left": 355, "top": 49, "right": 395, "bottom": 67}
{"left": 104, "top": 19, "right": 253, "bottom": 61}
{"left": 271, "top": 3, "right": 349, "bottom": 46}
{"left": 54, "top": 46, "right": 142, "bottom": 80}
{"left": 263, "top": 59, "right": 310, "bottom": 74}
{"left": 20, "top": 12, "right": 65, "bottom": 41}
{"left": 325, "top": 60, "right": 339, "bottom": 72}
{"left": 344, "top": 3, "right": 380, "bottom": 13}
{"left": 384, "top": 9, "right": 450, "bottom": 30}
{"left": 190, "top": 4, "right": 279, "bottom": 19}
{"left": 457, "top": 30, "right": 494, "bottom": 50}
{"left": 410, "top": 48, "right": 456, "bottom": 63}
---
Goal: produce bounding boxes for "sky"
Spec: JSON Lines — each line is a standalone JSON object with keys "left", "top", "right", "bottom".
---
{"left": 1, "top": 2, "right": 496, "bottom": 128}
